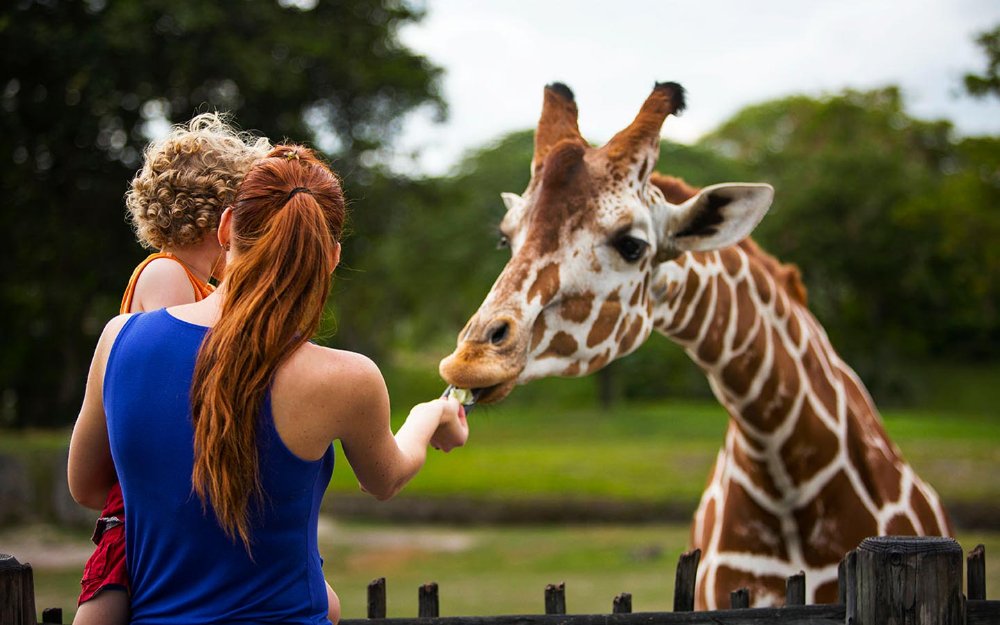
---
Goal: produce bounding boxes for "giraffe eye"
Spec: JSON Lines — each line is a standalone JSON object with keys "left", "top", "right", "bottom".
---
{"left": 496, "top": 235, "right": 510, "bottom": 250}
{"left": 612, "top": 235, "right": 648, "bottom": 262}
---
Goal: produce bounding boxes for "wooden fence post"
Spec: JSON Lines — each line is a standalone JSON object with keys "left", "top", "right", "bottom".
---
{"left": 418, "top": 583, "right": 439, "bottom": 618}
{"left": 968, "top": 544, "right": 986, "bottom": 601}
{"left": 544, "top": 582, "right": 566, "bottom": 615}
{"left": 730, "top": 587, "right": 750, "bottom": 609}
{"left": 0, "top": 553, "right": 35, "bottom": 625}
{"left": 673, "top": 548, "right": 700, "bottom": 612}
{"left": 612, "top": 592, "right": 632, "bottom": 614}
{"left": 844, "top": 550, "right": 857, "bottom": 624}
{"left": 786, "top": 571, "right": 805, "bottom": 606}
{"left": 854, "top": 535, "right": 964, "bottom": 625}
{"left": 367, "top": 577, "right": 386, "bottom": 619}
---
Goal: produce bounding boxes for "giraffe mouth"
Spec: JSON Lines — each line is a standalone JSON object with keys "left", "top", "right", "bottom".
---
{"left": 471, "top": 380, "right": 517, "bottom": 405}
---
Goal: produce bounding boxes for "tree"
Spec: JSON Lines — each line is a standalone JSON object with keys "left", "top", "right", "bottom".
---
{"left": 964, "top": 24, "right": 1000, "bottom": 99}
{"left": 0, "top": 0, "right": 443, "bottom": 427}
{"left": 699, "top": 88, "right": 998, "bottom": 399}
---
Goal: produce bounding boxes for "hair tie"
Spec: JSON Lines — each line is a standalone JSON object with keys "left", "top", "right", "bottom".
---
{"left": 284, "top": 187, "right": 311, "bottom": 204}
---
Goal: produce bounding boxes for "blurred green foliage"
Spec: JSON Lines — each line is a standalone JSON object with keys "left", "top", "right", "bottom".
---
{"left": 0, "top": 0, "right": 443, "bottom": 427}
{"left": 1, "top": 3, "right": 998, "bottom": 427}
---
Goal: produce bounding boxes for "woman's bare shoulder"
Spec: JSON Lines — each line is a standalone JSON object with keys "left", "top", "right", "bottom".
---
{"left": 277, "top": 343, "right": 386, "bottom": 405}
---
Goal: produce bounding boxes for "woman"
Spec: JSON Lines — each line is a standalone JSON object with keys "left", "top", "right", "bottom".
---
{"left": 68, "top": 145, "right": 468, "bottom": 625}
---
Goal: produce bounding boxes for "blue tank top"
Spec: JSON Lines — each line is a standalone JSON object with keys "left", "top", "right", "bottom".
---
{"left": 104, "top": 310, "right": 334, "bottom": 625}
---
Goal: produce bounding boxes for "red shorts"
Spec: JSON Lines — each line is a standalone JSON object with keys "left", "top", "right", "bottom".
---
{"left": 79, "top": 483, "right": 129, "bottom": 605}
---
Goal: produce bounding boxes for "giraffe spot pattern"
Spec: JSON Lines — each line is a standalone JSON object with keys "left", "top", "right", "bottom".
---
{"left": 793, "top": 470, "right": 878, "bottom": 569}
{"left": 586, "top": 291, "right": 621, "bottom": 348}
{"left": 539, "top": 331, "right": 578, "bottom": 359}
{"left": 527, "top": 262, "right": 561, "bottom": 306}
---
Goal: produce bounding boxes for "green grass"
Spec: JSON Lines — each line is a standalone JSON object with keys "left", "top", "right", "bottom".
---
{"left": 327, "top": 395, "right": 1000, "bottom": 508}
{"left": 13, "top": 521, "right": 1000, "bottom": 621}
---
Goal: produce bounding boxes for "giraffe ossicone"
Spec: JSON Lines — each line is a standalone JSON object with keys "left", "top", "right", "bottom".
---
{"left": 439, "top": 81, "right": 952, "bottom": 610}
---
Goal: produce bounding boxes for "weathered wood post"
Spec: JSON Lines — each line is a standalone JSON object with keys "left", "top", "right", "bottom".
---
{"left": 853, "top": 536, "right": 964, "bottom": 625}
{"left": 544, "top": 582, "right": 566, "bottom": 615}
{"left": 418, "top": 582, "right": 439, "bottom": 618}
{"left": 730, "top": 587, "right": 750, "bottom": 609}
{"left": 0, "top": 554, "right": 36, "bottom": 625}
{"left": 673, "top": 548, "right": 700, "bottom": 612}
{"left": 786, "top": 571, "right": 806, "bottom": 606}
{"left": 968, "top": 544, "right": 986, "bottom": 601}
{"left": 612, "top": 592, "right": 632, "bottom": 614}
{"left": 367, "top": 577, "right": 386, "bottom": 619}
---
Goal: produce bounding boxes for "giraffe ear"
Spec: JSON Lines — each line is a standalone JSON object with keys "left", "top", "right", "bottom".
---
{"left": 657, "top": 183, "right": 773, "bottom": 260}
{"left": 500, "top": 192, "right": 522, "bottom": 212}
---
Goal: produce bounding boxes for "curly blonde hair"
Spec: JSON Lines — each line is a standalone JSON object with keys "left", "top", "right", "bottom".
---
{"left": 126, "top": 112, "right": 272, "bottom": 249}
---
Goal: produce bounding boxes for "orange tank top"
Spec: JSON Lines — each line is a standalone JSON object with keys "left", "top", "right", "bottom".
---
{"left": 120, "top": 252, "right": 215, "bottom": 314}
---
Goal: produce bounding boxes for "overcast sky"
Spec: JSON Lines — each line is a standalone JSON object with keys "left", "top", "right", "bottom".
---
{"left": 390, "top": 0, "right": 1000, "bottom": 176}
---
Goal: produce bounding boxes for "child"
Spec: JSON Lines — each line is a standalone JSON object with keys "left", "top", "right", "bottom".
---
{"left": 74, "top": 112, "right": 277, "bottom": 625}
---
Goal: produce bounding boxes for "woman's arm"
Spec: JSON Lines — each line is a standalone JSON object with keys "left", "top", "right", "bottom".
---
{"left": 334, "top": 355, "right": 467, "bottom": 500}
{"left": 67, "top": 315, "right": 131, "bottom": 510}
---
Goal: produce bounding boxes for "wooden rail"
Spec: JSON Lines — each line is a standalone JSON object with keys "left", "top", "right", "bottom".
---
{"left": 2, "top": 537, "right": 996, "bottom": 624}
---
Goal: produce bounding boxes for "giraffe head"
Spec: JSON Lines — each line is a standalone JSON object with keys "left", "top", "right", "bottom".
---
{"left": 439, "top": 82, "right": 774, "bottom": 404}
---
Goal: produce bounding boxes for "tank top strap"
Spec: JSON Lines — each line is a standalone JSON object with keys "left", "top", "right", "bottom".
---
{"left": 120, "top": 252, "right": 215, "bottom": 314}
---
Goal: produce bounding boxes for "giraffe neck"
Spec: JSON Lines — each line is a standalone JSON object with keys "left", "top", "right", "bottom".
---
{"left": 653, "top": 242, "right": 921, "bottom": 504}
{"left": 650, "top": 242, "right": 950, "bottom": 608}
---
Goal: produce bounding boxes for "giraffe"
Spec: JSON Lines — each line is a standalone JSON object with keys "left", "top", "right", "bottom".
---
{"left": 438, "top": 81, "right": 952, "bottom": 609}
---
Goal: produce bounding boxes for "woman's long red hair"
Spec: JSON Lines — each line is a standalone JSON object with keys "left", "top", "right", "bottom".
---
{"left": 190, "top": 145, "right": 345, "bottom": 551}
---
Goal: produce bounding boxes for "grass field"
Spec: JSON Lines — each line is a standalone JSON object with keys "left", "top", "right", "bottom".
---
{"left": 327, "top": 384, "right": 1000, "bottom": 509}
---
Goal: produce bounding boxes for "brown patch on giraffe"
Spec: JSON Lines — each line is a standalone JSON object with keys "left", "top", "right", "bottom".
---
{"left": 664, "top": 268, "right": 700, "bottom": 333}
{"left": 564, "top": 362, "right": 581, "bottom": 377}
{"left": 787, "top": 309, "right": 803, "bottom": 346}
{"left": 560, "top": 293, "right": 594, "bottom": 323}
{"left": 697, "top": 276, "right": 733, "bottom": 365}
{"left": 741, "top": 332, "right": 802, "bottom": 432}
{"left": 538, "top": 331, "right": 578, "bottom": 359}
{"left": 530, "top": 315, "right": 548, "bottom": 352}
{"left": 738, "top": 239, "right": 808, "bottom": 307}
{"left": 629, "top": 282, "right": 642, "bottom": 307}
{"left": 586, "top": 349, "right": 611, "bottom": 374}
{"left": 774, "top": 290, "right": 787, "bottom": 318}
{"left": 778, "top": 401, "right": 839, "bottom": 485}
{"left": 843, "top": 379, "right": 903, "bottom": 509}
{"left": 720, "top": 317, "right": 767, "bottom": 397}
{"left": 801, "top": 339, "right": 837, "bottom": 415}
{"left": 619, "top": 315, "right": 645, "bottom": 354}
{"left": 885, "top": 513, "right": 917, "bottom": 535}
{"left": 909, "top": 483, "right": 948, "bottom": 535}
{"left": 814, "top": 581, "right": 839, "bottom": 604}
{"left": 720, "top": 247, "right": 742, "bottom": 276}
{"left": 718, "top": 481, "right": 788, "bottom": 559}
{"left": 527, "top": 263, "right": 561, "bottom": 306}
{"left": 793, "top": 470, "right": 877, "bottom": 569}
{"left": 673, "top": 278, "right": 714, "bottom": 342}
{"left": 749, "top": 262, "right": 773, "bottom": 305}
{"left": 586, "top": 291, "right": 622, "bottom": 348}
{"left": 494, "top": 261, "right": 531, "bottom": 300}
{"left": 731, "top": 438, "right": 783, "bottom": 500}
{"left": 730, "top": 279, "right": 757, "bottom": 348}
{"left": 713, "top": 566, "right": 785, "bottom": 609}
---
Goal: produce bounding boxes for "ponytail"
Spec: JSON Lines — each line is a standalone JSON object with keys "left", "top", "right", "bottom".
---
{"left": 190, "top": 146, "right": 345, "bottom": 551}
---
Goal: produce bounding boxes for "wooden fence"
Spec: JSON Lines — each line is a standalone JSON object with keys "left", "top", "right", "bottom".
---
{"left": 2, "top": 536, "right": 998, "bottom": 624}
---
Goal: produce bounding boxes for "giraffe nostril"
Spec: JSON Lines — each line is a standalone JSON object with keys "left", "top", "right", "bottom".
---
{"left": 488, "top": 321, "right": 510, "bottom": 346}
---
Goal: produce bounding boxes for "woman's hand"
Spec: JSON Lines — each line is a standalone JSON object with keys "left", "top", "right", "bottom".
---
{"left": 430, "top": 397, "right": 469, "bottom": 452}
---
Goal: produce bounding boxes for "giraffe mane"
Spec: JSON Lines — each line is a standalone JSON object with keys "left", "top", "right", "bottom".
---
{"left": 649, "top": 172, "right": 809, "bottom": 307}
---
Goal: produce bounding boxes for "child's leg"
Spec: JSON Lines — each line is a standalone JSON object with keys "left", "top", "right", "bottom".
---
{"left": 73, "top": 589, "right": 129, "bottom": 625}
{"left": 326, "top": 580, "right": 341, "bottom": 624}
{"left": 77, "top": 485, "right": 129, "bottom": 625}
